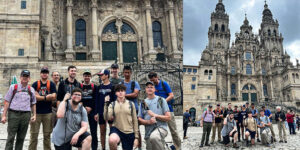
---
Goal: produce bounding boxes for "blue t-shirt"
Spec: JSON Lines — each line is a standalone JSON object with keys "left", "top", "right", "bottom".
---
{"left": 96, "top": 83, "right": 115, "bottom": 115}
{"left": 123, "top": 80, "right": 140, "bottom": 111}
{"left": 32, "top": 80, "right": 57, "bottom": 114}
{"left": 264, "top": 109, "right": 272, "bottom": 122}
{"left": 154, "top": 80, "right": 173, "bottom": 112}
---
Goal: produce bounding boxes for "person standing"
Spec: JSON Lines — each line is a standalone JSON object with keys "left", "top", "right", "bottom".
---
{"left": 104, "top": 84, "right": 139, "bottom": 150}
{"left": 1, "top": 70, "right": 37, "bottom": 150}
{"left": 51, "top": 71, "right": 60, "bottom": 128}
{"left": 286, "top": 110, "right": 296, "bottom": 135}
{"left": 138, "top": 81, "right": 171, "bottom": 150}
{"left": 57, "top": 65, "right": 80, "bottom": 107}
{"left": 296, "top": 114, "right": 300, "bottom": 131}
{"left": 262, "top": 106, "right": 276, "bottom": 142}
{"left": 52, "top": 88, "right": 92, "bottom": 150}
{"left": 257, "top": 110, "right": 272, "bottom": 147}
{"left": 94, "top": 69, "right": 115, "bottom": 150}
{"left": 221, "top": 112, "right": 239, "bottom": 148}
{"left": 183, "top": 110, "right": 191, "bottom": 139}
{"left": 233, "top": 105, "right": 242, "bottom": 142}
{"left": 79, "top": 70, "right": 98, "bottom": 150}
{"left": 109, "top": 63, "right": 123, "bottom": 86}
{"left": 223, "top": 103, "right": 233, "bottom": 118}
{"left": 275, "top": 106, "right": 287, "bottom": 143}
{"left": 199, "top": 105, "right": 215, "bottom": 147}
{"left": 211, "top": 104, "right": 223, "bottom": 144}
{"left": 29, "top": 67, "right": 57, "bottom": 150}
{"left": 244, "top": 111, "right": 258, "bottom": 146}
{"left": 148, "top": 71, "right": 181, "bottom": 149}
{"left": 250, "top": 103, "right": 260, "bottom": 142}
{"left": 239, "top": 105, "right": 248, "bottom": 141}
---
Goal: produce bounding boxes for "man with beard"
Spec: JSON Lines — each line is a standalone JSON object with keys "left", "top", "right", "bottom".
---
{"left": 57, "top": 65, "right": 80, "bottom": 107}
{"left": 51, "top": 71, "right": 61, "bottom": 127}
{"left": 1, "top": 70, "right": 37, "bottom": 150}
{"left": 109, "top": 64, "right": 123, "bottom": 86}
{"left": 199, "top": 105, "right": 215, "bottom": 147}
{"left": 211, "top": 104, "right": 223, "bottom": 144}
{"left": 233, "top": 105, "right": 242, "bottom": 142}
{"left": 221, "top": 112, "right": 239, "bottom": 148}
{"left": 148, "top": 71, "right": 181, "bottom": 149}
{"left": 94, "top": 69, "right": 115, "bottom": 150}
{"left": 224, "top": 103, "right": 233, "bottom": 118}
{"left": 79, "top": 70, "right": 98, "bottom": 150}
{"left": 29, "top": 67, "right": 57, "bottom": 150}
{"left": 239, "top": 105, "right": 248, "bottom": 140}
{"left": 52, "top": 88, "right": 92, "bottom": 150}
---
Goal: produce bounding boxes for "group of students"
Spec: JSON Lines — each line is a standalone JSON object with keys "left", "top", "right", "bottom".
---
{"left": 197, "top": 102, "right": 297, "bottom": 148}
{"left": 1, "top": 63, "right": 182, "bottom": 150}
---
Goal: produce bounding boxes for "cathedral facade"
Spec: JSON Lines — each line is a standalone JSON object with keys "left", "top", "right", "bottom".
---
{"left": 183, "top": 0, "right": 300, "bottom": 118}
{"left": 0, "top": 0, "right": 183, "bottom": 96}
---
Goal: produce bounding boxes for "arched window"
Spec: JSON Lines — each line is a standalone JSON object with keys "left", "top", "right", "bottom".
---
{"left": 75, "top": 19, "right": 86, "bottom": 46}
{"left": 231, "top": 66, "right": 236, "bottom": 75}
{"left": 152, "top": 21, "right": 163, "bottom": 48}
{"left": 263, "top": 84, "right": 268, "bottom": 96}
{"left": 103, "top": 21, "right": 117, "bottom": 34}
{"left": 250, "top": 85, "right": 256, "bottom": 90}
{"left": 231, "top": 84, "right": 236, "bottom": 95}
{"left": 245, "top": 52, "right": 251, "bottom": 60}
{"left": 122, "top": 22, "right": 135, "bottom": 34}
{"left": 214, "top": 24, "right": 218, "bottom": 31}
{"left": 221, "top": 24, "right": 225, "bottom": 32}
{"left": 204, "top": 70, "right": 208, "bottom": 75}
{"left": 209, "top": 70, "right": 213, "bottom": 75}
{"left": 246, "top": 64, "right": 252, "bottom": 75}
{"left": 273, "top": 30, "right": 277, "bottom": 36}
{"left": 268, "top": 29, "right": 271, "bottom": 36}
{"left": 242, "top": 85, "right": 249, "bottom": 90}
{"left": 245, "top": 31, "right": 249, "bottom": 34}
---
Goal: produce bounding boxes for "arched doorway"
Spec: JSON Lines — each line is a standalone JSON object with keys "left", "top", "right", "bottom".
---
{"left": 101, "top": 20, "right": 138, "bottom": 63}
{"left": 242, "top": 84, "right": 257, "bottom": 103}
{"left": 189, "top": 107, "right": 196, "bottom": 122}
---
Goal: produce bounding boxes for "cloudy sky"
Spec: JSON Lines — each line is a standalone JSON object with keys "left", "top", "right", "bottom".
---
{"left": 183, "top": 0, "right": 300, "bottom": 65}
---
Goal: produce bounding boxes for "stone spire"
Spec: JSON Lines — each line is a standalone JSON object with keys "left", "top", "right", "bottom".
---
{"left": 262, "top": 0, "right": 274, "bottom": 23}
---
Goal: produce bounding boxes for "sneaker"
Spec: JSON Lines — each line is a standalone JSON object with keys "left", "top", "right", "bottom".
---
{"left": 257, "top": 139, "right": 261, "bottom": 142}
{"left": 233, "top": 143, "right": 240, "bottom": 148}
{"left": 205, "top": 143, "right": 211, "bottom": 146}
{"left": 184, "top": 136, "right": 188, "bottom": 139}
{"left": 199, "top": 144, "right": 204, "bottom": 147}
{"left": 285, "top": 141, "right": 287, "bottom": 143}
{"left": 279, "top": 140, "right": 283, "bottom": 143}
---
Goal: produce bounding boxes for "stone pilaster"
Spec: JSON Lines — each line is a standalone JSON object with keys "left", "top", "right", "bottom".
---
{"left": 65, "top": 0, "right": 74, "bottom": 61}
{"left": 168, "top": 0, "right": 181, "bottom": 61}
{"left": 90, "top": 0, "right": 100, "bottom": 61}
{"left": 144, "top": 0, "right": 156, "bottom": 60}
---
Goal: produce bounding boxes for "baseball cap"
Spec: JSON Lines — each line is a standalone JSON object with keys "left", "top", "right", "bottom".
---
{"left": 246, "top": 102, "right": 249, "bottom": 104}
{"left": 242, "top": 105, "right": 245, "bottom": 107}
{"left": 234, "top": 105, "right": 238, "bottom": 107}
{"left": 83, "top": 70, "right": 91, "bottom": 75}
{"left": 145, "top": 81, "right": 154, "bottom": 86}
{"left": 208, "top": 105, "right": 213, "bottom": 108}
{"left": 98, "top": 69, "right": 110, "bottom": 76}
{"left": 21, "top": 70, "right": 30, "bottom": 77}
{"left": 111, "top": 64, "right": 119, "bottom": 69}
{"left": 217, "top": 104, "right": 220, "bottom": 106}
{"left": 40, "top": 67, "right": 49, "bottom": 73}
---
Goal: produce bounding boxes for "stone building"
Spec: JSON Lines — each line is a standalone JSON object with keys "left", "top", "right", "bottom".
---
{"left": 183, "top": 0, "right": 300, "bottom": 119}
{"left": 0, "top": 0, "right": 183, "bottom": 97}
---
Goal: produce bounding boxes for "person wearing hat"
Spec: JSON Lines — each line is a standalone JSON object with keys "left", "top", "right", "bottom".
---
{"left": 244, "top": 111, "right": 258, "bottom": 146}
{"left": 221, "top": 112, "right": 239, "bottom": 148}
{"left": 95, "top": 69, "right": 116, "bottom": 150}
{"left": 250, "top": 103, "right": 260, "bottom": 142}
{"left": 199, "top": 105, "right": 215, "bottom": 147}
{"left": 138, "top": 81, "right": 171, "bottom": 150}
{"left": 79, "top": 70, "right": 98, "bottom": 150}
{"left": 29, "top": 67, "right": 57, "bottom": 150}
{"left": 262, "top": 106, "right": 276, "bottom": 142}
{"left": 233, "top": 105, "right": 242, "bottom": 142}
{"left": 148, "top": 71, "right": 181, "bottom": 149}
{"left": 1, "top": 70, "right": 37, "bottom": 150}
{"left": 109, "top": 63, "right": 124, "bottom": 86}
{"left": 257, "top": 109, "right": 272, "bottom": 147}
{"left": 211, "top": 104, "right": 223, "bottom": 144}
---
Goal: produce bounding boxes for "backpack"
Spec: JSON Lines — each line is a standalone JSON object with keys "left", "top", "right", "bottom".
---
{"left": 80, "top": 83, "right": 95, "bottom": 91}
{"left": 121, "top": 80, "right": 135, "bottom": 93}
{"left": 9, "top": 84, "right": 33, "bottom": 108}
{"left": 63, "top": 79, "right": 80, "bottom": 94}
{"left": 140, "top": 96, "right": 165, "bottom": 117}
{"left": 258, "top": 116, "right": 270, "bottom": 126}
{"left": 37, "top": 80, "right": 51, "bottom": 93}
{"left": 111, "top": 100, "right": 134, "bottom": 119}
{"left": 160, "top": 80, "right": 175, "bottom": 105}
{"left": 203, "top": 110, "right": 214, "bottom": 120}
{"left": 244, "top": 117, "right": 257, "bottom": 128}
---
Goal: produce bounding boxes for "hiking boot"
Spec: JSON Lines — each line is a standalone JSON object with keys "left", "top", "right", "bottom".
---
{"left": 279, "top": 140, "right": 283, "bottom": 143}
{"left": 183, "top": 136, "right": 188, "bottom": 139}
{"left": 199, "top": 144, "right": 204, "bottom": 147}
{"left": 257, "top": 139, "right": 261, "bottom": 142}
{"left": 285, "top": 141, "right": 287, "bottom": 143}
{"left": 233, "top": 143, "right": 239, "bottom": 148}
{"left": 246, "top": 140, "right": 249, "bottom": 147}
{"left": 205, "top": 143, "right": 211, "bottom": 146}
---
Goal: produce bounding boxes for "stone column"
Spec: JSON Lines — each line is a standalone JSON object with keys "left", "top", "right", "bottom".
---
{"left": 65, "top": 0, "right": 74, "bottom": 61}
{"left": 90, "top": 0, "right": 100, "bottom": 61}
{"left": 144, "top": 0, "right": 156, "bottom": 60}
{"left": 116, "top": 18, "right": 123, "bottom": 63}
{"left": 227, "top": 75, "right": 231, "bottom": 101}
{"left": 168, "top": 0, "right": 181, "bottom": 60}
{"left": 237, "top": 52, "right": 241, "bottom": 101}
{"left": 269, "top": 76, "right": 274, "bottom": 101}
{"left": 260, "top": 76, "right": 264, "bottom": 102}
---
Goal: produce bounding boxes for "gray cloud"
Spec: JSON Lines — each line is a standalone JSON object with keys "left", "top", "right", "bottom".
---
{"left": 183, "top": 0, "right": 300, "bottom": 65}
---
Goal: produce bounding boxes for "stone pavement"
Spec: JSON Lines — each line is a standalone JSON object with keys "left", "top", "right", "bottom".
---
{"left": 0, "top": 116, "right": 183, "bottom": 150}
{"left": 182, "top": 124, "right": 300, "bottom": 150}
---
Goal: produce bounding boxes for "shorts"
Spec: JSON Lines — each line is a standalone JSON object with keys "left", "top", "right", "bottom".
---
{"left": 109, "top": 127, "right": 135, "bottom": 150}
{"left": 54, "top": 132, "right": 90, "bottom": 150}
{"left": 98, "top": 113, "right": 113, "bottom": 125}
{"left": 246, "top": 129, "right": 256, "bottom": 139}
{"left": 223, "top": 131, "right": 237, "bottom": 145}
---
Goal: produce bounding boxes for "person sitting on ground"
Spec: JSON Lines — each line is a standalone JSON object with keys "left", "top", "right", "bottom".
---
{"left": 221, "top": 112, "right": 239, "bottom": 148}
{"left": 104, "top": 84, "right": 139, "bottom": 150}
{"left": 244, "top": 111, "right": 258, "bottom": 147}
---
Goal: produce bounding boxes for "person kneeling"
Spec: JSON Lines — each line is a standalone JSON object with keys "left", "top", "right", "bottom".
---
{"left": 104, "top": 84, "right": 139, "bottom": 150}
{"left": 221, "top": 112, "right": 239, "bottom": 148}
{"left": 52, "top": 88, "right": 92, "bottom": 150}
{"left": 244, "top": 111, "right": 258, "bottom": 147}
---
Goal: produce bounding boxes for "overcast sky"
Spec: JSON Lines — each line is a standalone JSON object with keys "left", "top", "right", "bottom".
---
{"left": 183, "top": 0, "right": 300, "bottom": 65}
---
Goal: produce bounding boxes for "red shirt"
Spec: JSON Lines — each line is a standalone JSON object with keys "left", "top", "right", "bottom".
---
{"left": 286, "top": 113, "right": 295, "bottom": 123}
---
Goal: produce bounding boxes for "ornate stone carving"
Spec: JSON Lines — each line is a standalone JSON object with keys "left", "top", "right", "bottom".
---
{"left": 73, "top": 0, "right": 88, "bottom": 17}
{"left": 121, "top": 31, "right": 137, "bottom": 41}
{"left": 90, "top": 0, "right": 98, "bottom": 8}
{"left": 102, "top": 31, "right": 118, "bottom": 41}
{"left": 51, "top": 26, "right": 62, "bottom": 50}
